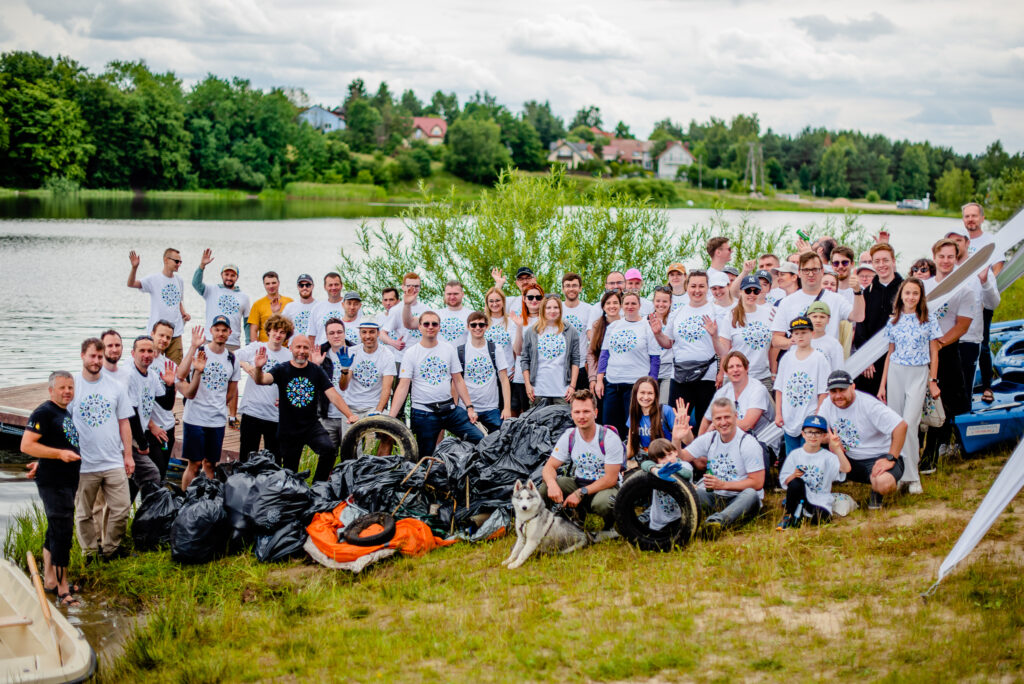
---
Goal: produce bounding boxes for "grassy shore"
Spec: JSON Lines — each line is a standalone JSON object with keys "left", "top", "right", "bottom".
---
{"left": 5, "top": 451, "right": 1022, "bottom": 682}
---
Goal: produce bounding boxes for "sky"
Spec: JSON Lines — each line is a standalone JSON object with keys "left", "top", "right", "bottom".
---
{"left": 3, "top": 0, "right": 1023, "bottom": 155}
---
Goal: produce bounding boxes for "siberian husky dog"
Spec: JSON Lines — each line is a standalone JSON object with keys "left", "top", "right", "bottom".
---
{"left": 502, "top": 479, "right": 590, "bottom": 569}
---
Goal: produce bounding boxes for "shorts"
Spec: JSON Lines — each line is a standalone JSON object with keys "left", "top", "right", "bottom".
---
{"left": 165, "top": 335, "right": 183, "bottom": 364}
{"left": 846, "top": 455, "right": 905, "bottom": 485}
{"left": 182, "top": 423, "right": 226, "bottom": 463}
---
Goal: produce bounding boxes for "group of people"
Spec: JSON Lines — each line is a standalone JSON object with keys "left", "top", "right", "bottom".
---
{"left": 21, "top": 201, "right": 1005, "bottom": 604}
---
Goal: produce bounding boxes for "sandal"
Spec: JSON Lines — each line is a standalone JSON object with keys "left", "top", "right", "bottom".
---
{"left": 57, "top": 592, "right": 81, "bottom": 607}
{"left": 44, "top": 581, "right": 82, "bottom": 594}
{"left": 982, "top": 389, "right": 995, "bottom": 403}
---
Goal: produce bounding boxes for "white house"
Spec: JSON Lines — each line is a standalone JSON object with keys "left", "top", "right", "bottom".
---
{"left": 547, "top": 141, "right": 595, "bottom": 169}
{"left": 656, "top": 141, "right": 696, "bottom": 180}
{"left": 297, "top": 105, "right": 346, "bottom": 133}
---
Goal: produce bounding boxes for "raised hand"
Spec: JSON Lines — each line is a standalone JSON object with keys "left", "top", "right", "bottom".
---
{"left": 160, "top": 359, "right": 177, "bottom": 385}
{"left": 129, "top": 250, "right": 140, "bottom": 268}
{"left": 491, "top": 267, "right": 506, "bottom": 289}
{"left": 647, "top": 312, "right": 663, "bottom": 335}
{"left": 702, "top": 315, "right": 718, "bottom": 338}
{"left": 743, "top": 259, "right": 756, "bottom": 274}
{"left": 826, "top": 427, "right": 843, "bottom": 452}
{"left": 310, "top": 344, "right": 324, "bottom": 366}
{"left": 200, "top": 248, "right": 214, "bottom": 268}
{"left": 193, "top": 349, "right": 208, "bottom": 372}
{"left": 190, "top": 325, "right": 205, "bottom": 348}
{"left": 338, "top": 347, "right": 354, "bottom": 369}
{"left": 253, "top": 346, "right": 268, "bottom": 369}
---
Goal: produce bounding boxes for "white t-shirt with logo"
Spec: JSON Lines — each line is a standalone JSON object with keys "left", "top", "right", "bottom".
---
{"left": 126, "top": 364, "right": 169, "bottom": 431}
{"left": 237, "top": 343, "right": 291, "bottom": 422}
{"left": 719, "top": 305, "right": 774, "bottom": 380}
{"left": 686, "top": 429, "right": 765, "bottom": 500}
{"left": 438, "top": 307, "right": 471, "bottom": 347}
{"left": 773, "top": 349, "right": 830, "bottom": 437}
{"left": 341, "top": 344, "right": 396, "bottom": 412}
{"left": 923, "top": 278, "right": 977, "bottom": 337}
{"left": 148, "top": 354, "right": 177, "bottom": 430}
{"left": 670, "top": 292, "right": 690, "bottom": 313}
{"left": 182, "top": 347, "right": 241, "bottom": 428}
{"left": 811, "top": 334, "right": 845, "bottom": 372}
{"left": 140, "top": 272, "right": 185, "bottom": 336}
{"left": 70, "top": 373, "right": 133, "bottom": 473}
{"left": 533, "top": 325, "right": 569, "bottom": 398}
{"left": 201, "top": 286, "right": 251, "bottom": 347}
{"left": 511, "top": 315, "right": 538, "bottom": 385}
{"left": 817, "top": 392, "right": 903, "bottom": 461}
{"left": 282, "top": 299, "right": 318, "bottom": 337}
{"left": 462, "top": 341, "right": 509, "bottom": 412}
{"left": 779, "top": 447, "right": 842, "bottom": 513}
{"left": 399, "top": 340, "right": 461, "bottom": 411}
{"left": 600, "top": 318, "right": 661, "bottom": 385}
{"left": 484, "top": 318, "right": 515, "bottom": 382}
{"left": 563, "top": 301, "right": 592, "bottom": 364}
{"left": 766, "top": 287, "right": 787, "bottom": 307}
{"left": 308, "top": 300, "right": 347, "bottom": 346}
{"left": 340, "top": 316, "right": 362, "bottom": 347}
{"left": 666, "top": 302, "right": 718, "bottom": 382}
{"left": 704, "top": 380, "right": 772, "bottom": 434}
{"left": 550, "top": 426, "right": 625, "bottom": 481}
{"left": 771, "top": 289, "right": 853, "bottom": 338}
{"left": 385, "top": 301, "right": 428, "bottom": 363}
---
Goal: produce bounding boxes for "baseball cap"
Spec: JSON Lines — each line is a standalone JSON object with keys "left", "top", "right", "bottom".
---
{"left": 358, "top": 318, "right": 379, "bottom": 329}
{"left": 667, "top": 262, "right": 686, "bottom": 276}
{"left": 776, "top": 262, "right": 799, "bottom": 275}
{"left": 296, "top": 273, "right": 314, "bottom": 285}
{"left": 755, "top": 269, "right": 773, "bottom": 285}
{"left": 856, "top": 263, "right": 877, "bottom": 274}
{"left": 802, "top": 415, "right": 828, "bottom": 431}
{"left": 709, "top": 272, "right": 729, "bottom": 289}
{"left": 624, "top": 268, "right": 643, "bottom": 281}
{"left": 211, "top": 314, "right": 231, "bottom": 330}
{"left": 806, "top": 301, "right": 831, "bottom": 316}
{"left": 739, "top": 275, "right": 761, "bottom": 292}
{"left": 945, "top": 226, "right": 970, "bottom": 239}
{"left": 723, "top": 265, "right": 740, "bottom": 277}
{"left": 827, "top": 370, "right": 854, "bottom": 390}
{"left": 515, "top": 267, "right": 534, "bottom": 279}
{"left": 789, "top": 316, "right": 813, "bottom": 332}
{"left": 221, "top": 263, "right": 239, "bottom": 275}
{"left": 343, "top": 291, "right": 362, "bottom": 302}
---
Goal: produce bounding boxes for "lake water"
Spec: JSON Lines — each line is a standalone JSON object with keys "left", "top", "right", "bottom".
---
{"left": 0, "top": 204, "right": 960, "bottom": 388}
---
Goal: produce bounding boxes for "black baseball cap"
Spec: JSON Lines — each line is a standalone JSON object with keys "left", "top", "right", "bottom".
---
{"left": 211, "top": 314, "right": 231, "bottom": 330}
{"left": 827, "top": 370, "right": 854, "bottom": 391}
{"left": 296, "top": 274, "right": 314, "bottom": 285}
{"left": 343, "top": 291, "right": 362, "bottom": 302}
{"left": 789, "top": 316, "right": 813, "bottom": 332}
{"left": 515, "top": 267, "right": 534, "bottom": 279}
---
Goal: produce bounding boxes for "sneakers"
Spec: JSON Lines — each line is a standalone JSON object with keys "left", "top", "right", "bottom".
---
{"left": 919, "top": 467, "right": 937, "bottom": 476}
{"left": 702, "top": 520, "right": 723, "bottom": 541}
{"left": 868, "top": 491, "right": 883, "bottom": 510}
{"left": 776, "top": 514, "right": 793, "bottom": 531}
{"left": 907, "top": 481, "right": 923, "bottom": 495}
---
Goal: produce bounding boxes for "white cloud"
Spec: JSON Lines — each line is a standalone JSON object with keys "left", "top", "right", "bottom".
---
{"left": 506, "top": 14, "right": 639, "bottom": 61}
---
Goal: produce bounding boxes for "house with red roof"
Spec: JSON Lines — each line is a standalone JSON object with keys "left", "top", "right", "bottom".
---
{"left": 411, "top": 117, "right": 448, "bottom": 145}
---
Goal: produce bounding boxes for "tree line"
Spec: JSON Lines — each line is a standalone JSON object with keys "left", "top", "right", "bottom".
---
{"left": 1, "top": 50, "right": 1022, "bottom": 217}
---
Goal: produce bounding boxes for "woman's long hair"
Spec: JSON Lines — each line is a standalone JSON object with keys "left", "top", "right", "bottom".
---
{"left": 891, "top": 277, "right": 929, "bottom": 325}
{"left": 534, "top": 294, "right": 565, "bottom": 335}
{"left": 483, "top": 286, "right": 506, "bottom": 326}
{"left": 589, "top": 290, "right": 623, "bottom": 358}
{"left": 627, "top": 376, "right": 662, "bottom": 457}
{"left": 520, "top": 284, "right": 544, "bottom": 322}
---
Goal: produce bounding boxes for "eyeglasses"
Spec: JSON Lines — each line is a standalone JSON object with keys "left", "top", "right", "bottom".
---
{"left": 525, "top": 295, "right": 543, "bottom": 301}
{"left": 800, "top": 267, "right": 822, "bottom": 275}
{"left": 831, "top": 259, "right": 851, "bottom": 267}
{"left": 743, "top": 288, "right": 760, "bottom": 295}
{"left": 421, "top": 321, "right": 439, "bottom": 328}
{"left": 405, "top": 284, "right": 421, "bottom": 290}
{"left": 468, "top": 322, "right": 487, "bottom": 329}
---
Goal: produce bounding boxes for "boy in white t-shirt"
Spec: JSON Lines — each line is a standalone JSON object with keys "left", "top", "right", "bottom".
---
{"left": 777, "top": 415, "right": 851, "bottom": 530}
{"left": 807, "top": 301, "right": 845, "bottom": 371}
{"left": 774, "top": 316, "right": 830, "bottom": 457}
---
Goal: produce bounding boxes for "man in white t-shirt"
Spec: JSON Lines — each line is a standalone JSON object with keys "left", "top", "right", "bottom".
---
{"left": 678, "top": 397, "right": 764, "bottom": 538}
{"left": 192, "top": 249, "right": 252, "bottom": 350}
{"left": 71, "top": 337, "right": 134, "bottom": 560}
{"left": 100, "top": 330, "right": 127, "bottom": 388}
{"left": 436, "top": 280, "right": 472, "bottom": 346}
{"left": 816, "top": 370, "right": 907, "bottom": 507}
{"left": 282, "top": 274, "right": 318, "bottom": 337}
{"left": 460, "top": 311, "right": 512, "bottom": 432}
{"left": 339, "top": 291, "right": 364, "bottom": 347}
{"left": 540, "top": 389, "right": 623, "bottom": 527}
{"left": 338, "top": 319, "right": 396, "bottom": 442}
{"left": 384, "top": 273, "right": 428, "bottom": 366}
{"left": 389, "top": 311, "right": 482, "bottom": 457}
{"left": 561, "top": 272, "right": 592, "bottom": 389}
{"left": 175, "top": 318, "right": 240, "bottom": 489}
{"left": 127, "top": 247, "right": 190, "bottom": 363}
{"left": 308, "top": 273, "right": 346, "bottom": 347}
{"left": 706, "top": 236, "right": 732, "bottom": 281}
{"left": 236, "top": 313, "right": 294, "bottom": 460}
{"left": 125, "top": 334, "right": 175, "bottom": 498}
{"left": 147, "top": 320, "right": 178, "bottom": 480}
{"left": 376, "top": 287, "right": 399, "bottom": 330}
{"left": 771, "top": 252, "right": 864, "bottom": 347}
{"left": 963, "top": 202, "right": 1005, "bottom": 403}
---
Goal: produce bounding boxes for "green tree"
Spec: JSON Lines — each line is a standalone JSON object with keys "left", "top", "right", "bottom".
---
{"left": 897, "top": 144, "right": 930, "bottom": 198}
{"left": 522, "top": 100, "right": 565, "bottom": 148}
{"left": 339, "top": 167, "right": 678, "bottom": 306}
{"left": 817, "top": 137, "right": 853, "bottom": 197}
{"left": 614, "top": 121, "right": 634, "bottom": 139}
{"left": 570, "top": 105, "right": 602, "bottom": 130}
{"left": 429, "top": 91, "right": 460, "bottom": 124}
{"left": 935, "top": 167, "right": 975, "bottom": 210}
{"left": 986, "top": 168, "right": 1024, "bottom": 221}
{"left": 399, "top": 89, "right": 423, "bottom": 116}
{"left": 444, "top": 117, "right": 510, "bottom": 184}
{"left": 652, "top": 118, "right": 685, "bottom": 141}
{"left": 568, "top": 125, "right": 595, "bottom": 143}
{"left": 344, "top": 99, "right": 383, "bottom": 153}
{"left": 502, "top": 116, "right": 545, "bottom": 170}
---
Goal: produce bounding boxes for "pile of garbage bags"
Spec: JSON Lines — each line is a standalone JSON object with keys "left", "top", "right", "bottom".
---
{"left": 130, "top": 405, "right": 574, "bottom": 564}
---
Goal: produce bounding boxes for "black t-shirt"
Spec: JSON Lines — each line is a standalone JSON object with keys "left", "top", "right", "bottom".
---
{"left": 25, "top": 400, "right": 81, "bottom": 488}
{"left": 269, "top": 362, "right": 333, "bottom": 435}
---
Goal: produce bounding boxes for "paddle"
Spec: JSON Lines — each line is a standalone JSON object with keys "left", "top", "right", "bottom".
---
{"left": 26, "top": 551, "right": 64, "bottom": 667}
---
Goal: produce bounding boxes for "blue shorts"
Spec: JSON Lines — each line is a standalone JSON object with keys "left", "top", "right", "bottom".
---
{"left": 182, "top": 423, "right": 226, "bottom": 463}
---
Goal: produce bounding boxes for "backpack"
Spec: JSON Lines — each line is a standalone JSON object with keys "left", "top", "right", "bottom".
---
{"left": 566, "top": 424, "right": 623, "bottom": 473}
{"left": 709, "top": 429, "right": 772, "bottom": 483}
{"left": 457, "top": 341, "right": 498, "bottom": 374}
{"left": 189, "top": 346, "right": 236, "bottom": 382}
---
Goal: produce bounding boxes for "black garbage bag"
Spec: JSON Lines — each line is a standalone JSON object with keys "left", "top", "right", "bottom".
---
{"left": 132, "top": 482, "right": 183, "bottom": 551}
{"left": 334, "top": 455, "right": 434, "bottom": 520}
{"left": 254, "top": 519, "right": 309, "bottom": 563}
{"left": 247, "top": 469, "right": 314, "bottom": 534}
{"left": 170, "top": 476, "right": 229, "bottom": 564}
{"left": 223, "top": 450, "right": 284, "bottom": 551}
{"left": 430, "top": 438, "right": 476, "bottom": 491}
{"left": 307, "top": 464, "right": 346, "bottom": 516}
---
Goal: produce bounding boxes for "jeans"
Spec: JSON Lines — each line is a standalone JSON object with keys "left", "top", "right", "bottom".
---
{"left": 602, "top": 382, "right": 633, "bottom": 437}
{"left": 410, "top": 407, "right": 484, "bottom": 457}
{"left": 696, "top": 487, "right": 761, "bottom": 528}
{"left": 476, "top": 408, "right": 503, "bottom": 434}
{"left": 239, "top": 414, "right": 279, "bottom": 460}
{"left": 980, "top": 307, "right": 994, "bottom": 391}
{"left": 128, "top": 448, "right": 162, "bottom": 504}
{"left": 783, "top": 477, "right": 831, "bottom": 524}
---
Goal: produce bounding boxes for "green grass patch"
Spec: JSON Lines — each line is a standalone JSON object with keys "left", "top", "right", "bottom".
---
{"left": 282, "top": 182, "right": 387, "bottom": 202}
{"left": 995, "top": 277, "right": 1024, "bottom": 322}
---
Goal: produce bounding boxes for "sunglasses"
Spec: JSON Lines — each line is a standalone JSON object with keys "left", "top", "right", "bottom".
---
{"left": 525, "top": 295, "right": 543, "bottom": 301}
{"left": 831, "top": 259, "right": 851, "bottom": 267}
{"left": 743, "top": 288, "right": 760, "bottom": 295}
{"left": 653, "top": 285, "right": 673, "bottom": 294}
{"left": 468, "top": 322, "right": 487, "bottom": 329}
{"left": 167, "top": 258, "right": 182, "bottom": 264}
{"left": 912, "top": 267, "right": 929, "bottom": 273}
{"left": 298, "top": 282, "right": 313, "bottom": 287}
{"left": 421, "top": 321, "right": 439, "bottom": 328}
{"left": 134, "top": 335, "right": 154, "bottom": 342}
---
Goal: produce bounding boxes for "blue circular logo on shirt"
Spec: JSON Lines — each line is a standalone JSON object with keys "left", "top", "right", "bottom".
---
{"left": 564, "top": 313, "right": 586, "bottom": 334}
{"left": 439, "top": 316, "right": 466, "bottom": 342}
{"left": 610, "top": 328, "right": 638, "bottom": 354}
{"left": 418, "top": 355, "right": 449, "bottom": 385}
{"left": 217, "top": 294, "right": 239, "bottom": 316}
{"left": 676, "top": 315, "right": 704, "bottom": 343}
{"left": 62, "top": 416, "right": 79, "bottom": 447}
{"left": 293, "top": 310, "right": 311, "bottom": 334}
{"left": 352, "top": 359, "right": 380, "bottom": 386}
{"left": 465, "top": 355, "right": 494, "bottom": 385}
{"left": 161, "top": 283, "right": 181, "bottom": 307}
{"left": 286, "top": 377, "right": 315, "bottom": 407}
{"left": 485, "top": 324, "right": 511, "bottom": 346}
{"left": 140, "top": 388, "right": 155, "bottom": 418}
{"left": 784, "top": 371, "right": 814, "bottom": 408}
{"left": 537, "top": 333, "right": 566, "bottom": 360}
{"left": 78, "top": 394, "right": 113, "bottom": 428}
{"left": 834, "top": 417, "right": 861, "bottom": 450}
{"left": 741, "top": 321, "right": 771, "bottom": 351}
{"left": 202, "top": 361, "right": 229, "bottom": 392}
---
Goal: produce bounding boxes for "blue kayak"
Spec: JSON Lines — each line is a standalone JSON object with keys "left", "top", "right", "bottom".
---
{"left": 993, "top": 332, "right": 1024, "bottom": 384}
{"left": 955, "top": 381, "right": 1024, "bottom": 454}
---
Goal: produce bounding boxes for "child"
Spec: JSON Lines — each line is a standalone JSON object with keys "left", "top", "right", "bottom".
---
{"left": 806, "top": 301, "right": 845, "bottom": 371}
{"left": 774, "top": 317, "right": 831, "bottom": 455}
{"left": 777, "top": 415, "right": 851, "bottom": 529}
{"left": 644, "top": 438, "right": 689, "bottom": 531}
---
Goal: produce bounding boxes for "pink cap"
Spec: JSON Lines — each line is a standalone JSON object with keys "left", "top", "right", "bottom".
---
{"left": 624, "top": 268, "right": 643, "bottom": 281}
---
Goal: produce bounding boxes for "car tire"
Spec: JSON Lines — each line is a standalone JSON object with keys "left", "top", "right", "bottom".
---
{"left": 614, "top": 471, "right": 702, "bottom": 551}
{"left": 338, "top": 415, "right": 419, "bottom": 462}
{"left": 343, "top": 512, "right": 397, "bottom": 546}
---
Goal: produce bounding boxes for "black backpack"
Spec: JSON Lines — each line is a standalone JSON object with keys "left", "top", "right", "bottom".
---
{"left": 457, "top": 341, "right": 498, "bottom": 374}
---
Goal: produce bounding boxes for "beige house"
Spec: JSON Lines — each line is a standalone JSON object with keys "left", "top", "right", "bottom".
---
{"left": 546, "top": 141, "right": 596, "bottom": 169}
{"left": 656, "top": 140, "right": 696, "bottom": 179}
{"left": 411, "top": 117, "right": 448, "bottom": 145}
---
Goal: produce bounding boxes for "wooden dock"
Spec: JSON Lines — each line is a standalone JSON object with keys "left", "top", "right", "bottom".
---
{"left": 0, "top": 382, "right": 241, "bottom": 459}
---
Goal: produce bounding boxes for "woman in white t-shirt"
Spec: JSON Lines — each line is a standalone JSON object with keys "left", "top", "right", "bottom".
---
{"left": 596, "top": 291, "right": 663, "bottom": 436}
{"left": 699, "top": 351, "right": 772, "bottom": 438}
{"left": 718, "top": 275, "right": 774, "bottom": 392}
{"left": 483, "top": 286, "right": 515, "bottom": 380}
{"left": 510, "top": 284, "right": 543, "bottom": 415}
{"left": 587, "top": 290, "right": 622, "bottom": 392}
{"left": 662, "top": 271, "right": 719, "bottom": 428}
{"left": 652, "top": 286, "right": 675, "bottom": 404}
{"left": 521, "top": 295, "right": 580, "bottom": 407}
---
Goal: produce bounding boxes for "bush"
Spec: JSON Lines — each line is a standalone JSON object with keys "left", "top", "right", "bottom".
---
{"left": 284, "top": 182, "right": 386, "bottom": 201}
{"left": 392, "top": 147, "right": 433, "bottom": 182}
{"left": 607, "top": 178, "right": 677, "bottom": 205}
{"left": 43, "top": 175, "right": 80, "bottom": 195}
{"left": 866, "top": 190, "right": 881, "bottom": 203}
{"left": 355, "top": 169, "right": 375, "bottom": 185}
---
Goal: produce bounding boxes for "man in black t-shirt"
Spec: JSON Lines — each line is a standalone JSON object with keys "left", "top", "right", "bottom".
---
{"left": 21, "top": 370, "right": 83, "bottom": 606}
{"left": 249, "top": 334, "right": 357, "bottom": 481}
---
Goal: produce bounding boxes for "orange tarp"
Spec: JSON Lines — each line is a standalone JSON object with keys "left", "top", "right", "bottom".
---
{"left": 307, "top": 502, "right": 457, "bottom": 564}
